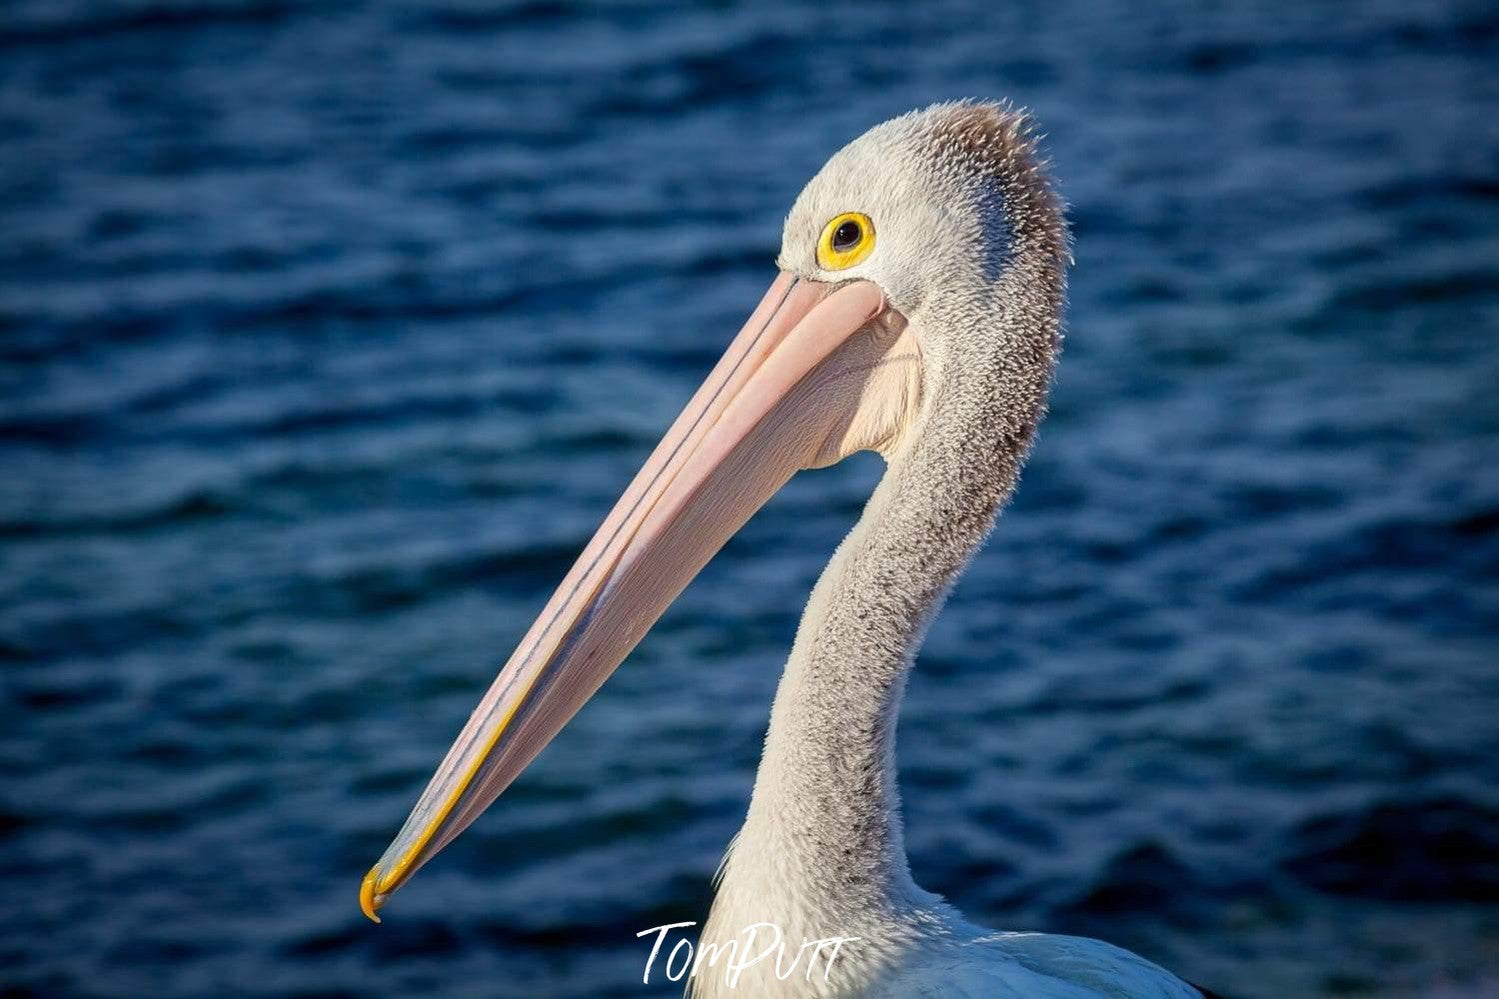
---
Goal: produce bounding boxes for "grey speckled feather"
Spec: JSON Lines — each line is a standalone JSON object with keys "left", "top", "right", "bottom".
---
{"left": 693, "top": 103, "right": 1209, "bottom": 998}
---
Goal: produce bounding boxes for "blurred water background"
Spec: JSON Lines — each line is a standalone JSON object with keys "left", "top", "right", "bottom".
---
{"left": 2, "top": 1, "right": 1497, "bottom": 996}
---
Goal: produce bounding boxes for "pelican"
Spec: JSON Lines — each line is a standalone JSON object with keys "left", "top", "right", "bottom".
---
{"left": 360, "top": 101, "right": 1220, "bottom": 998}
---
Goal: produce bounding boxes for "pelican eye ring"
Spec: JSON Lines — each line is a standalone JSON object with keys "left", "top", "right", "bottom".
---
{"left": 817, "top": 212, "right": 875, "bottom": 270}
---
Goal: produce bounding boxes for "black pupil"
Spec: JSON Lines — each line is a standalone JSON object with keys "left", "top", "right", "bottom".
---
{"left": 832, "top": 220, "right": 861, "bottom": 250}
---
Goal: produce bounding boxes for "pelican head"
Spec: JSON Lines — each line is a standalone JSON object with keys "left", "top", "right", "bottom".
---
{"left": 361, "top": 100, "right": 1067, "bottom": 921}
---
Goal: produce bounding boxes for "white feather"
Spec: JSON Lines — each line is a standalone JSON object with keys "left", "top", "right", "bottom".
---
{"left": 690, "top": 103, "right": 1205, "bottom": 998}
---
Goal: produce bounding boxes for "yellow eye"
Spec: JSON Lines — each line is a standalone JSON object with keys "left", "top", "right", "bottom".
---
{"left": 817, "top": 212, "right": 875, "bottom": 270}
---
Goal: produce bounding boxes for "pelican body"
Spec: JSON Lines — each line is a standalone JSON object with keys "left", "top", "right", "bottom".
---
{"left": 360, "top": 102, "right": 1217, "bottom": 998}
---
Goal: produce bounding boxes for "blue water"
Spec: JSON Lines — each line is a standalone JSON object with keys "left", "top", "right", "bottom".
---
{"left": 2, "top": 2, "right": 1497, "bottom": 996}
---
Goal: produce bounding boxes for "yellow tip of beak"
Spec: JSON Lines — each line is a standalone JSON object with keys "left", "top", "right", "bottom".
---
{"left": 359, "top": 868, "right": 384, "bottom": 923}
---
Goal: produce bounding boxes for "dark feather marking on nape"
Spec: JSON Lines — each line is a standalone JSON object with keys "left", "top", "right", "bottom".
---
{"left": 919, "top": 100, "right": 1071, "bottom": 281}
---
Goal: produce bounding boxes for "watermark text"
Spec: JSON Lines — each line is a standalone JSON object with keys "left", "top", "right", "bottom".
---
{"left": 637, "top": 921, "right": 859, "bottom": 989}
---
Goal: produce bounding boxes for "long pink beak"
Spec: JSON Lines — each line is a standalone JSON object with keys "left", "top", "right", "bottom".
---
{"left": 361, "top": 272, "right": 891, "bottom": 920}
